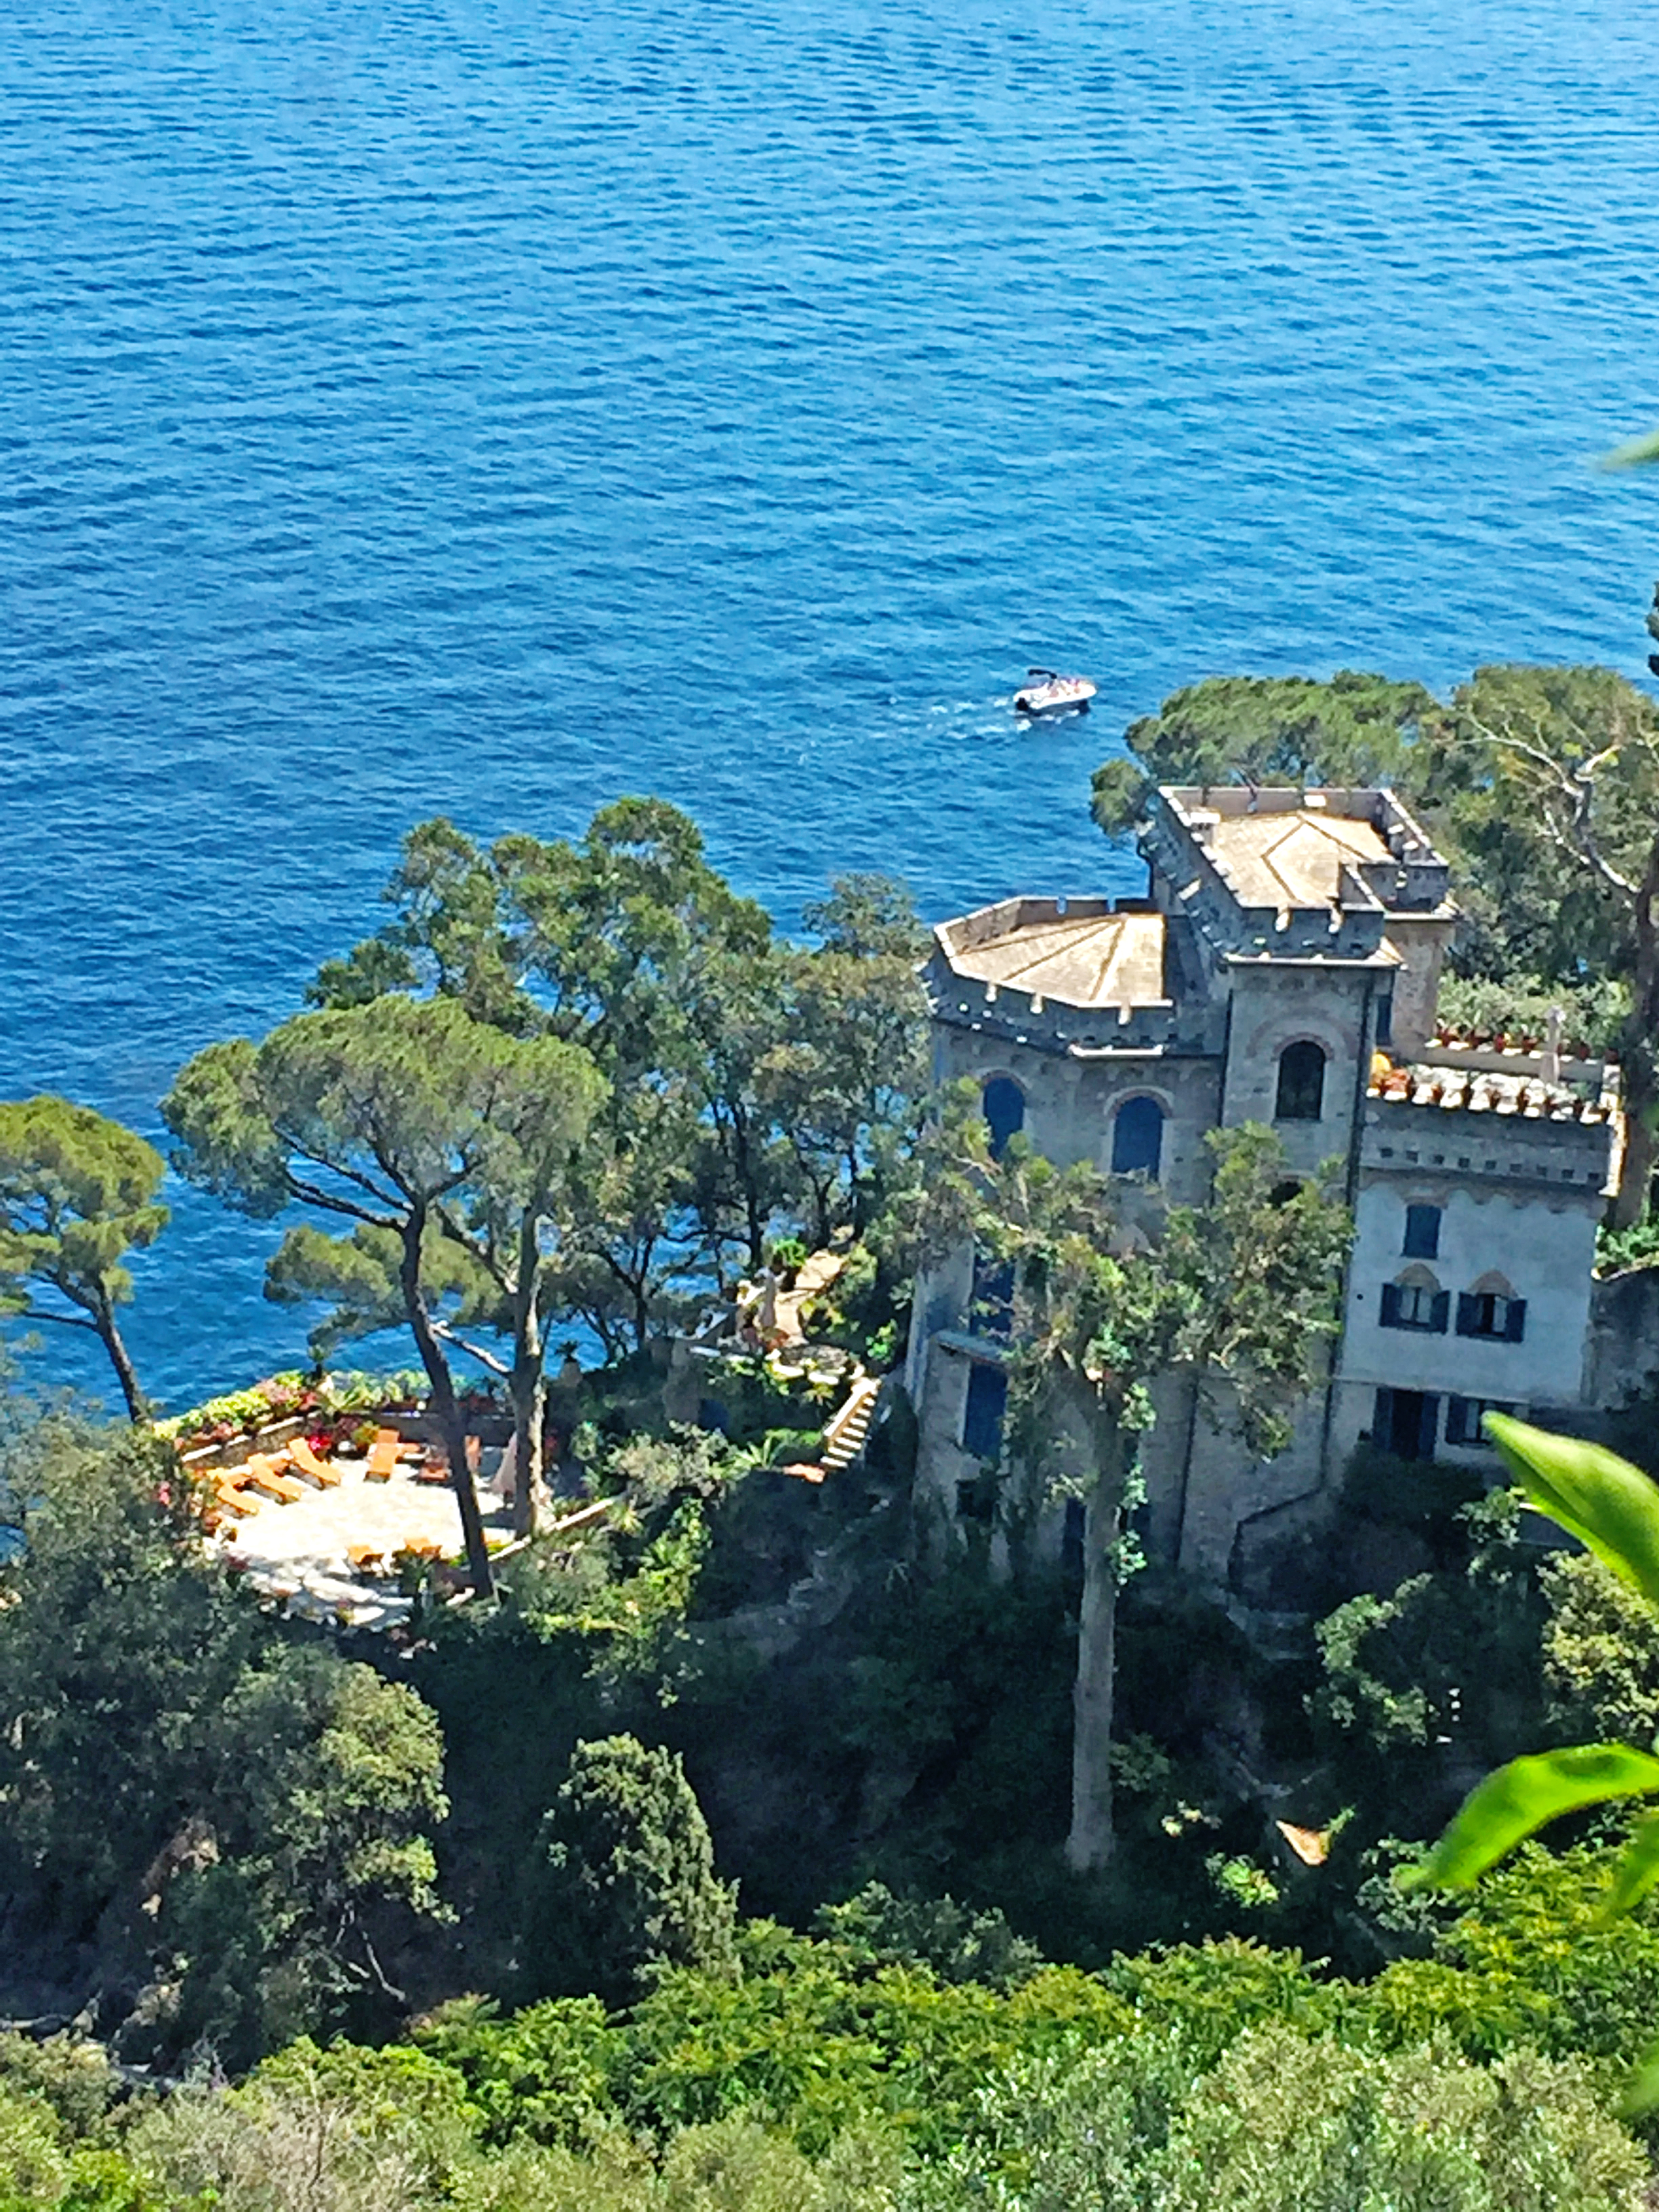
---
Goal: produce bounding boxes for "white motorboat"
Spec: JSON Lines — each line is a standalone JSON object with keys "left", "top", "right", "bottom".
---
{"left": 1014, "top": 668, "right": 1097, "bottom": 716}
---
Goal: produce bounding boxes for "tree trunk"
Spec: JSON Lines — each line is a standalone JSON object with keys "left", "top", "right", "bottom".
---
{"left": 91, "top": 1285, "right": 148, "bottom": 1424}
{"left": 724, "top": 1101, "right": 766, "bottom": 1271}
{"left": 1612, "top": 835, "right": 1659, "bottom": 1229}
{"left": 399, "top": 1212, "right": 495, "bottom": 1599}
{"left": 509, "top": 1354, "right": 545, "bottom": 1540}
{"left": 1065, "top": 1452, "right": 1125, "bottom": 1875}
{"left": 510, "top": 1222, "right": 544, "bottom": 1540}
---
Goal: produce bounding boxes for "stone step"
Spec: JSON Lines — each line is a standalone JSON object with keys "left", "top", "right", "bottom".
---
{"left": 820, "top": 1377, "right": 881, "bottom": 1471}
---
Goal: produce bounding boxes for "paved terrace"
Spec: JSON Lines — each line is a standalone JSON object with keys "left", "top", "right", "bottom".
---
{"left": 215, "top": 1451, "right": 517, "bottom": 1630}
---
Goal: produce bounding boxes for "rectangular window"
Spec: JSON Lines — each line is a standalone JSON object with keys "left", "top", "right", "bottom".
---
{"left": 1403, "top": 1204, "right": 1441, "bottom": 1260}
{"left": 1446, "top": 1397, "right": 1517, "bottom": 1446}
{"left": 1379, "top": 1282, "right": 1450, "bottom": 1333}
{"left": 962, "top": 1361, "right": 1008, "bottom": 1460}
{"left": 1456, "top": 1292, "right": 1528, "bottom": 1343}
{"left": 1373, "top": 1386, "right": 1440, "bottom": 1460}
{"left": 1375, "top": 994, "right": 1393, "bottom": 1047}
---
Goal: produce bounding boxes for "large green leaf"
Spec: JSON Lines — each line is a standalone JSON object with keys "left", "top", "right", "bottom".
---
{"left": 1601, "top": 1808, "right": 1659, "bottom": 1925}
{"left": 1601, "top": 423, "right": 1659, "bottom": 470}
{"left": 1620, "top": 2031, "right": 1659, "bottom": 2119}
{"left": 1483, "top": 1414, "right": 1659, "bottom": 1614}
{"left": 1408, "top": 1743, "right": 1659, "bottom": 1891}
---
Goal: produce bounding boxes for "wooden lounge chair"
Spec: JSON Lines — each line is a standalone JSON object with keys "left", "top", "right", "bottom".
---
{"left": 243, "top": 1454, "right": 307, "bottom": 1503}
{"left": 366, "top": 1429, "right": 401, "bottom": 1482}
{"left": 287, "top": 1437, "right": 342, "bottom": 1488}
{"left": 347, "top": 1544, "right": 386, "bottom": 1576}
{"left": 215, "top": 1477, "right": 260, "bottom": 1517}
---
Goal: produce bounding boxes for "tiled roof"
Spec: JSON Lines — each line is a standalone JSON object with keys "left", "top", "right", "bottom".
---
{"left": 1368, "top": 1057, "right": 1618, "bottom": 1124}
{"left": 937, "top": 907, "right": 1166, "bottom": 1012}
{"left": 1206, "top": 810, "right": 1395, "bottom": 914}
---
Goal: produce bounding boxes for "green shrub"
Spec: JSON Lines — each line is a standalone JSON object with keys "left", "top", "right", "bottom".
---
{"left": 527, "top": 1736, "right": 739, "bottom": 2007}
{"left": 413, "top": 1995, "right": 622, "bottom": 2150}
{"left": 1102, "top": 1938, "right": 1337, "bottom": 2066}
{"left": 0, "top": 2083, "right": 68, "bottom": 2209}
{"left": 0, "top": 2032, "right": 118, "bottom": 2140}
{"left": 815, "top": 1883, "right": 1044, "bottom": 1991}
{"left": 1353, "top": 1842, "right": 1659, "bottom": 2068}
{"left": 1160, "top": 2028, "right": 1641, "bottom": 2212}
{"left": 618, "top": 1944, "right": 1134, "bottom": 2157}
{"left": 1540, "top": 1549, "right": 1659, "bottom": 1748}
{"left": 903, "top": 2026, "right": 1643, "bottom": 2212}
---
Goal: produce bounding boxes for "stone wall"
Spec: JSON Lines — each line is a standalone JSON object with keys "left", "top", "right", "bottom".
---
{"left": 934, "top": 1024, "right": 1226, "bottom": 1206}
{"left": 1176, "top": 1380, "right": 1330, "bottom": 1586}
{"left": 1586, "top": 1265, "right": 1659, "bottom": 1412}
{"left": 1218, "top": 964, "right": 1380, "bottom": 1182}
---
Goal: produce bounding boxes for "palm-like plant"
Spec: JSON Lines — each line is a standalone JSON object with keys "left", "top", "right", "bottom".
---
{"left": 1410, "top": 1412, "right": 1659, "bottom": 2110}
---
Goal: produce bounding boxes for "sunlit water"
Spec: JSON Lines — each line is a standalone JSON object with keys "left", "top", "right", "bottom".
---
{"left": 3, "top": 0, "right": 1656, "bottom": 1409}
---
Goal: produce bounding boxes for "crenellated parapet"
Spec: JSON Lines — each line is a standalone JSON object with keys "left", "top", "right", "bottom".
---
{"left": 924, "top": 964, "right": 1223, "bottom": 1057}
{"left": 1364, "top": 1052, "right": 1621, "bottom": 1195}
{"left": 924, "top": 894, "right": 1223, "bottom": 1059}
{"left": 1144, "top": 785, "right": 1453, "bottom": 971}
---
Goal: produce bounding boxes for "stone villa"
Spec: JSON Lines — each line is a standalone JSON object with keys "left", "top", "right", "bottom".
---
{"left": 903, "top": 785, "right": 1626, "bottom": 1589}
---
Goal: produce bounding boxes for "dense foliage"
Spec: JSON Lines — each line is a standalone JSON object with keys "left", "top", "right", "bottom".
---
{"left": 4, "top": 734, "right": 1659, "bottom": 2200}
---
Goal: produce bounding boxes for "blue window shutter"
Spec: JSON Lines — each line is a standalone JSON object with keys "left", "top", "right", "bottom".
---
{"left": 1504, "top": 1298, "right": 1528, "bottom": 1343}
{"left": 962, "top": 1363, "right": 1008, "bottom": 1460}
{"left": 1373, "top": 1386, "right": 1394, "bottom": 1439}
{"left": 1447, "top": 1396, "right": 1469, "bottom": 1446}
{"left": 1380, "top": 1282, "right": 1401, "bottom": 1328}
{"left": 1456, "top": 1292, "right": 1478, "bottom": 1337}
{"left": 1418, "top": 1395, "right": 1440, "bottom": 1458}
{"left": 1430, "top": 1290, "right": 1450, "bottom": 1334}
{"left": 1404, "top": 1205, "right": 1441, "bottom": 1259}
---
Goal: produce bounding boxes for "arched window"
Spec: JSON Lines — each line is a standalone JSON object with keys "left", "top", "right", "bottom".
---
{"left": 1456, "top": 1271, "right": 1527, "bottom": 1343}
{"left": 981, "top": 1075, "right": 1025, "bottom": 1160}
{"left": 1380, "top": 1266, "right": 1449, "bottom": 1334}
{"left": 1275, "top": 1041, "right": 1326, "bottom": 1122}
{"left": 1111, "top": 1094, "right": 1164, "bottom": 1177}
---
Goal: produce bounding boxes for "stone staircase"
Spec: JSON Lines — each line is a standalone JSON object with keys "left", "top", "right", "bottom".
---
{"left": 820, "top": 1373, "right": 881, "bottom": 1475}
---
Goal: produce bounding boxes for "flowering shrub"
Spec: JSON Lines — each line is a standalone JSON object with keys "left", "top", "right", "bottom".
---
{"left": 159, "top": 1370, "right": 430, "bottom": 1449}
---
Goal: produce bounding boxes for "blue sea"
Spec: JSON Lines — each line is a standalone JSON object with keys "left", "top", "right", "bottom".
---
{"left": 2, "top": 0, "right": 1656, "bottom": 1412}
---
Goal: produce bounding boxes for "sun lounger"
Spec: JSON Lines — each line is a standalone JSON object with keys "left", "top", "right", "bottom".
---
{"left": 347, "top": 1544, "right": 386, "bottom": 1576}
{"left": 215, "top": 1479, "right": 260, "bottom": 1517}
{"left": 243, "top": 1455, "right": 307, "bottom": 1502}
{"left": 287, "top": 1437, "right": 342, "bottom": 1488}
{"left": 366, "top": 1429, "right": 401, "bottom": 1481}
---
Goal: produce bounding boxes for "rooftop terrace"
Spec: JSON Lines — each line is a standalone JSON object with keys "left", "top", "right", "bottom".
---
{"left": 1368, "top": 1052, "right": 1620, "bottom": 1127}
{"left": 1200, "top": 808, "right": 1397, "bottom": 915}
{"left": 935, "top": 898, "right": 1166, "bottom": 1011}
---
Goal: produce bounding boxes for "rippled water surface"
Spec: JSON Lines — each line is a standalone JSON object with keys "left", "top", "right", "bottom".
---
{"left": 3, "top": 0, "right": 1657, "bottom": 1405}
